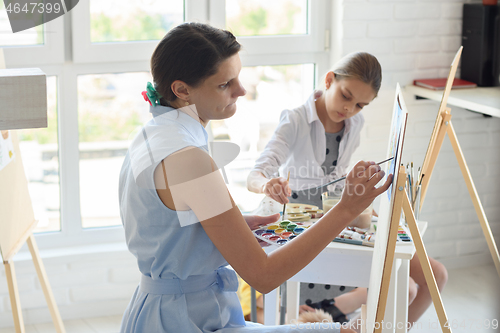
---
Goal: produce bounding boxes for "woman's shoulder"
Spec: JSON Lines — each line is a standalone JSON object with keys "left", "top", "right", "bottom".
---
{"left": 127, "top": 112, "right": 208, "bottom": 184}
{"left": 147, "top": 111, "right": 206, "bottom": 147}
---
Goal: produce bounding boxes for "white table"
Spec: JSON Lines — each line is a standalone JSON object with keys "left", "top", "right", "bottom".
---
{"left": 263, "top": 221, "right": 427, "bottom": 333}
{"left": 404, "top": 85, "right": 500, "bottom": 118}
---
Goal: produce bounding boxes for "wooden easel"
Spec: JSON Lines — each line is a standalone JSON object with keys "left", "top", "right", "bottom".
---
{"left": 3, "top": 231, "right": 66, "bottom": 333}
{"left": 417, "top": 47, "right": 500, "bottom": 278}
{"left": 365, "top": 84, "right": 450, "bottom": 333}
{"left": 0, "top": 132, "right": 65, "bottom": 333}
{"left": 370, "top": 165, "right": 451, "bottom": 333}
{"left": 0, "top": 50, "right": 65, "bottom": 332}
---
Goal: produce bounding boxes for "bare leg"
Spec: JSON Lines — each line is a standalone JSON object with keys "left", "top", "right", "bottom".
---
{"left": 334, "top": 288, "right": 368, "bottom": 315}
{"left": 407, "top": 254, "right": 448, "bottom": 325}
{"left": 256, "top": 295, "right": 264, "bottom": 324}
{"left": 408, "top": 277, "right": 418, "bottom": 305}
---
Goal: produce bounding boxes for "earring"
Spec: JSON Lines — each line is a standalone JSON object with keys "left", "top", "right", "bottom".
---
{"left": 185, "top": 101, "right": 189, "bottom": 106}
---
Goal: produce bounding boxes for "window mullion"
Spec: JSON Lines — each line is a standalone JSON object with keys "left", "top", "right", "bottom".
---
{"left": 185, "top": 0, "right": 209, "bottom": 22}
{"left": 2, "top": 18, "right": 64, "bottom": 67}
{"left": 208, "top": 0, "right": 225, "bottom": 28}
{"left": 58, "top": 65, "right": 83, "bottom": 236}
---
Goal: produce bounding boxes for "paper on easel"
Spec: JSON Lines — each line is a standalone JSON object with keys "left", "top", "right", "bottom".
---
{"left": 0, "top": 49, "right": 5, "bottom": 69}
{"left": 0, "top": 130, "right": 15, "bottom": 172}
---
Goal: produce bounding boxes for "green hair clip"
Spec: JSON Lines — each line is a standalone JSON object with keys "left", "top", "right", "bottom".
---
{"left": 145, "top": 82, "right": 162, "bottom": 107}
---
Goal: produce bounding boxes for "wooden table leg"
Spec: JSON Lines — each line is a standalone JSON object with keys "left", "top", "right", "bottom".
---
{"left": 286, "top": 281, "right": 300, "bottom": 324}
{"left": 382, "top": 260, "right": 398, "bottom": 333}
{"left": 395, "top": 258, "right": 410, "bottom": 333}
{"left": 263, "top": 288, "right": 279, "bottom": 326}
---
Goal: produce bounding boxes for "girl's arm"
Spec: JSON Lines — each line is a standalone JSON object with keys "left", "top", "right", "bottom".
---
{"left": 247, "top": 110, "right": 299, "bottom": 204}
{"left": 247, "top": 171, "right": 291, "bottom": 204}
{"left": 154, "top": 146, "right": 391, "bottom": 294}
{"left": 246, "top": 170, "right": 268, "bottom": 194}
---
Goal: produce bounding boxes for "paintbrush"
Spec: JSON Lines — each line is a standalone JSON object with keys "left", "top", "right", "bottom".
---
{"left": 303, "top": 156, "right": 394, "bottom": 191}
{"left": 282, "top": 171, "right": 290, "bottom": 221}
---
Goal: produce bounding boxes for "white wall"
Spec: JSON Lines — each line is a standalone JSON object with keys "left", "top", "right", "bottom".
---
{"left": 0, "top": 245, "right": 140, "bottom": 328}
{"left": 1, "top": 0, "right": 499, "bottom": 328}
{"left": 338, "top": 0, "right": 500, "bottom": 268}
{"left": 333, "top": 0, "right": 467, "bottom": 89}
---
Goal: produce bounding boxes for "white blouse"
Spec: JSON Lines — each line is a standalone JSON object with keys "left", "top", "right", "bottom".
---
{"left": 251, "top": 90, "right": 364, "bottom": 192}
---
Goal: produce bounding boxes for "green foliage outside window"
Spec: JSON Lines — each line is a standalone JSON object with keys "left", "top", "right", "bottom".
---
{"left": 227, "top": 1, "right": 304, "bottom": 37}
{"left": 91, "top": 11, "right": 174, "bottom": 43}
{"left": 235, "top": 7, "right": 268, "bottom": 36}
{"left": 78, "top": 112, "right": 142, "bottom": 143}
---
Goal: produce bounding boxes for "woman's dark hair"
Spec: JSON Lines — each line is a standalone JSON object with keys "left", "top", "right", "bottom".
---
{"left": 151, "top": 22, "right": 241, "bottom": 106}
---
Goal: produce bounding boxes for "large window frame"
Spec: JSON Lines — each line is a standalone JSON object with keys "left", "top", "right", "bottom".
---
{"left": 2, "top": 18, "right": 64, "bottom": 67}
{"left": 2, "top": 0, "right": 332, "bottom": 251}
{"left": 71, "top": 0, "right": 208, "bottom": 63}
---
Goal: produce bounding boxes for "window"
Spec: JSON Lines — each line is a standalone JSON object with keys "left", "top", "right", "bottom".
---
{"left": 77, "top": 72, "right": 152, "bottom": 229}
{"left": 0, "top": 2, "right": 64, "bottom": 67}
{"left": 90, "top": 0, "right": 184, "bottom": 43}
{"left": 0, "top": 0, "right": 330, "bottom": 249}
{"left": 72, "top": 0, "right": 191, "bottom": 63}
{"left": 0, "top": 1, "right": 44, "bottom": 47}
{"left": 226, "top": 0, "right": 308, "bottom": 36}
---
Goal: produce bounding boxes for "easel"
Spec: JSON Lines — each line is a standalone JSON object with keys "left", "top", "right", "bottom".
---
{"left": 417, "top": 47, "right": 500, "bottom": 278}
{"left": 0, "top": 48, "right": 65, "bottom": 332}
{"left": 3, "top": 231, "right": 66, "bottom": 333}
{"left": 1, "top": 133, "right": 66, "bottom": 333}
{"left": 367, "top": 165, "right": 451, "bottom": 333}
{"left": 365, "top": 84, "right": 450, "bottom": 333}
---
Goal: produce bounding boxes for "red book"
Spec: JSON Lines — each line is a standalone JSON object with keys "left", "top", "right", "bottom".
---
{"left": 413, "top": 78, "right": 477, "bottom": 90}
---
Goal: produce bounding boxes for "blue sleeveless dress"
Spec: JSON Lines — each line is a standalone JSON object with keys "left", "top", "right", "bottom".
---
{"left": 119, "top": 105, "right": 342, "bottom": 333}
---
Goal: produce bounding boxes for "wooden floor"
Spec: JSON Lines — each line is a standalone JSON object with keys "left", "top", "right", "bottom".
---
{"left": 411, "top": 264, "right": 499, "bottom": 333}
{"left": 0, "top": 316, "right": 122, "bottom": 333}
{"left": 0, "top": 264, "right": 498, "bottom": 333}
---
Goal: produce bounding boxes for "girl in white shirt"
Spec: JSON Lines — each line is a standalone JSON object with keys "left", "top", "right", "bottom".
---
{"left": 248, "top": 53, "right": 377, "bottom": 208}
{"left": 247, "top": 52, "right": 448, "bottom": 328}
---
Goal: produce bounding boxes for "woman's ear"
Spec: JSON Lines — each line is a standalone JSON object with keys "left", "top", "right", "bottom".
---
{"left": 171, "top": 80, "right": 191, "bottom": 102}
{"left": 325, "top": 71, "right": 335, "bottom": 90}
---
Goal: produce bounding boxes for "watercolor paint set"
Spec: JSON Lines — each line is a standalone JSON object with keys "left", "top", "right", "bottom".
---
{"left": 369, "top": 222, "right": 413, "bottom": 245}
{"left": 333, "top": 226, "right": 375, "bottom": 247}
{"left": 396, "top": 224, "right": 413, "bottom": 243}
{"left": 253, "top": 219, "right": 413, "bottom": 247}
{"left": 253, "top": 219, "right": 314, "bottom": 246}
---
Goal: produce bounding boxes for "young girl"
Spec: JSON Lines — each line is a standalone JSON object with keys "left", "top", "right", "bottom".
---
{"left": 119, "top": 23, "right": 391, "bottom": 333}
{"left": 247, "top": 52, "right": 448, "bottom": 327}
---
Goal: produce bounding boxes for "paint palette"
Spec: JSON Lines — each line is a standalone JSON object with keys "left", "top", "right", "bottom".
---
{"left": 396, "top": 224, "right": 412, "bottom": 243}
{"left": 253, "top": 220, "right": 413, "bottom": 247}
{"left": 366, "top": 224, "right": 413, "bottom": 245}
{"left": 286, "top": 213, "right": 311, "bottom": 222}
{"left": 253, "top": 219, "right": 314, "bottom": 246}
{"left": 286, "top": 203, "right": 319, "bottom": 214}
{"left": 285, "top": 204, "right": 323, "bottom": 221}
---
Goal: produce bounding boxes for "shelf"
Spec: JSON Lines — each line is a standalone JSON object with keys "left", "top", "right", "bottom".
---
{"left": 404, "top": 85, "right": 500, "bottom": 118}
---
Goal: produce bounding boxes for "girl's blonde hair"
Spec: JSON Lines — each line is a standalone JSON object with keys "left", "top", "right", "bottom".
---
{"left": 324, "top": 52, "right": 382, "bottom": 96}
